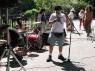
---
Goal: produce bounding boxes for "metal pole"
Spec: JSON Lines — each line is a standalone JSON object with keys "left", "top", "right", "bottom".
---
{"left": 0, "top": 9, "right": 1, "bottom": 24}
{"left": 6, "top": 7, "right": 10, "bottom": 71}
{"left": 6, "top": 8, "right": 9, "bottom": 25}
{"left": 67, "top": 31, "right": 72, "bottom": 62}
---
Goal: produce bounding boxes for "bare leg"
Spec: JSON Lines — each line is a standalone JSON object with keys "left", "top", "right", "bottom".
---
{"left": 58, "top": 46, "right": 66, "bottom": 61}
{"left": 47, "top": 45, "right": 53, "bottom": 62}
{"left": 49, "top": 45, "right": 53, "bottom": 55}
{"left": 59, "top": 46, "right": 63, "bottom": 54}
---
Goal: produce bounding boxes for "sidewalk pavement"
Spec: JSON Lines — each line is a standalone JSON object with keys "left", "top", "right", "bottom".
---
{"left": 0, "top": 20, "right": 95, "bottom": 71}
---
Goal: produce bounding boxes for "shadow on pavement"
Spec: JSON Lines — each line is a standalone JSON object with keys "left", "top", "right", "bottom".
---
{"left": 52, "top": 60, "right": 85, "bottom": 71}
{"left": 36, "top": 49, "right": 48, "bottom": 53}
{"left": 28, "top": 53, "right": 39, "bottom": 57}
{"left": 32, "top": 48, "right": 48, "bottom": 53}
{"left": 10, "top": 60, "right": 27, "bottom": 68}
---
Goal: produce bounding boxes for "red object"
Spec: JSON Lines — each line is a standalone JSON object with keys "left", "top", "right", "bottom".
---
{"left": 25, "top": 34, "right": 39, "bottom": 41}
{"left": 79, "top": 18, "right": 84, "bottom": 29}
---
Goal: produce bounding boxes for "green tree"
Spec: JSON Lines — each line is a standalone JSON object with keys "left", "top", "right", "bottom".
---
{"left": 34, "top": 0, "right": 71, "bottom": 12}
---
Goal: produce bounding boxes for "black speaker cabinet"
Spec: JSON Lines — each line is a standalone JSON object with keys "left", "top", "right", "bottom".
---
{"left": 42, "top": 33, "right": 49, "bottom": 45}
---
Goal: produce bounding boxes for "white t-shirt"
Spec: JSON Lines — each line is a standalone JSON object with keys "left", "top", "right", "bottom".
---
{"left": 49, "top": 12, "right": 66, "bottom": 33}
{"left": 78, "top": 12, "right": 84, "bottom": 19}
{"left": 68, "top": 11, "right": 74, "bottom": 19}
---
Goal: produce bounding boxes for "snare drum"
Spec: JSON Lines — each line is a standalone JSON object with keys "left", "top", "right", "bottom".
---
{"left": 25, "top": 34, "right": 39, "bottom": 41}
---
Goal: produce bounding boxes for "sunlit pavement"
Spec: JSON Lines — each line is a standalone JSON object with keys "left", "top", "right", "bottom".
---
{"left": 0, "top": 20, "right": 95, "bottom": 71}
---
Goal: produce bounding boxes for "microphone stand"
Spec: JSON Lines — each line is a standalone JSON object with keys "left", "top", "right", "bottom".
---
{"left": 65, "top": 13, "right": 80, "bottom": 62}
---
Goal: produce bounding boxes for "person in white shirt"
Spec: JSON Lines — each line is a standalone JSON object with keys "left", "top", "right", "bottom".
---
{"left": 67, "top": 8, "right": 75, "bottom": 31}
{"left": 68, "top": 8, "right": 75, "bottom": 20}
{"left": 78, "top": 9, "right": 84, "bottom": 30}
{"left": 47, "top": 5, "right": 67, "bottom": 62}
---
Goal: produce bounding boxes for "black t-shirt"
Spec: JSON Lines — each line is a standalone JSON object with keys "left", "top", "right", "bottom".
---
{"left": 41, "top": 14, "right": 46, "bottom": 22}
{"left": 9, "top": 28, "right": 21, "bottom": 43}
{"left": 4, "top": 28, "right": 21, "bottom": 44}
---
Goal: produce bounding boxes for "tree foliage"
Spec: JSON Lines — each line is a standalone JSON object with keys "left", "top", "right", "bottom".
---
{"left": 34, "top": 0, "right": 88, "bottom": 12}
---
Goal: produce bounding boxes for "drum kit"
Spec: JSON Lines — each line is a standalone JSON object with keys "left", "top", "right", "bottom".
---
{"left": 0, "top": 29, "right": 26, "bottom": 71}
{"left": 23, "top": 21, "right": 43, "bottom": 51}
{"left": 0, "top": 1, "right": 44, "bottom": 70}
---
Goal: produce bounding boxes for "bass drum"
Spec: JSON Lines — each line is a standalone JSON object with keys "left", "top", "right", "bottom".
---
{"left": 24, "top": 33, "right": 43, "bottom": 51}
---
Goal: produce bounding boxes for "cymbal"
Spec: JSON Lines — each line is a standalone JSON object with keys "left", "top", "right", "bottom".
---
{"left": 0, "top": 39, "right": 7, "bottom": 42}
{"left": 0, "top": 39, "right": 7, "bottom": 45}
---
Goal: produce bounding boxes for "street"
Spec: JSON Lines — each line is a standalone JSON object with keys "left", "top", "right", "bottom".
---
{"left": 0, "top": 20, "right": 95, "bottom": 71}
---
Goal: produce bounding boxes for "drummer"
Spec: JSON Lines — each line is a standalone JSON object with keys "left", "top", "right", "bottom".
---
{"left": 37, "top": 8, "right": 47, "bottom": 33}
{"left": 0, "top": 24, "right": 23, "bottom": 61}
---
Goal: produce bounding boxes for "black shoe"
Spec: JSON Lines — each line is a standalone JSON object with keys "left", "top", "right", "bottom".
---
{"left": 46, "top": 55, "right": 52, "bottom": 62}
{"left": 87, "top": 33, "right": 90, "bottom": 37}
{"left": 58, "top": 55, "right": 66, "bottom": 61}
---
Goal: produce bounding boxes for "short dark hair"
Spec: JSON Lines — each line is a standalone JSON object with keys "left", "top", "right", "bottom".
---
{"left": 54, "top": 6, "right": 62, "bottom": 11}
{"left": 40, "top": 8, "right": 45, "bottom": 13}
